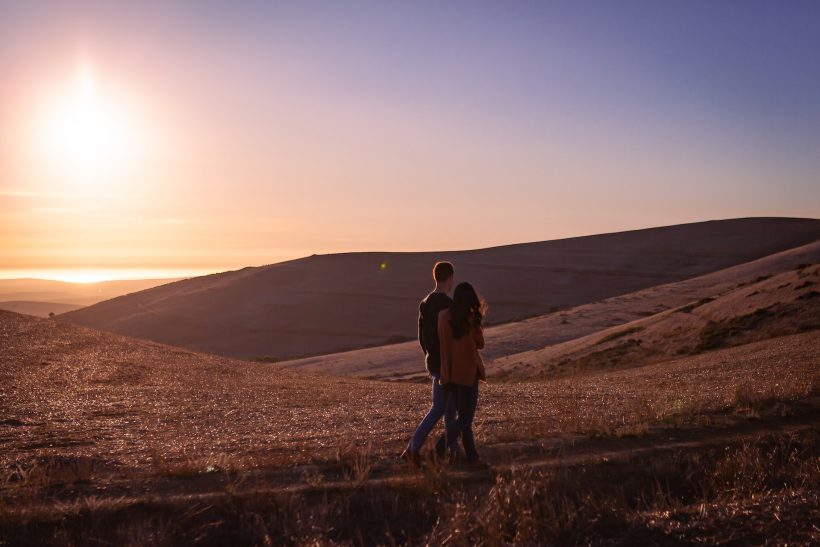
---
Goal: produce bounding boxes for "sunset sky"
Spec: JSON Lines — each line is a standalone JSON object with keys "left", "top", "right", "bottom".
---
{"left": 1, "top": 1, "right": 819, "bottom": 282}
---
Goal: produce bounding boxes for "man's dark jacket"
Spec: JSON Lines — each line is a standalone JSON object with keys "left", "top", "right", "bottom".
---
{"left": 418, "top": 291, "right": 452, "bottom": 375}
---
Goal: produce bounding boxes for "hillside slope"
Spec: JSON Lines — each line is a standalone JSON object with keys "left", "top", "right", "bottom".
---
{"left": 3, "top": 304, "right": 818, "bottom": 545}
{"left": 59, "top": 217, "right": 820, "bottom": 360}
{"left": 2, "top": 308, "right": 817, "bottom": 473}
{"left": 493, "top": 263, "right": 819, "bottom": 379}
{"left": 278, "top": 239, "right": 820, "bottom": 379}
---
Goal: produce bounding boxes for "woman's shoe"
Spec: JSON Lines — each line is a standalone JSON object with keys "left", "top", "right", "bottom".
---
{"left": 434, "top": 436, "right": 447, "bottom": 459}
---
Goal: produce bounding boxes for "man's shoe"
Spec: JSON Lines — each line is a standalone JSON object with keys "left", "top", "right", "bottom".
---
{"left": 400, "top": 446, "right": 422, "bottom": 467}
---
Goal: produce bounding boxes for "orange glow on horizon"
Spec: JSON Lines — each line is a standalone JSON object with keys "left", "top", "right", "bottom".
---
{"left": 0, "top": 268, "right": 222, "bottom": 284}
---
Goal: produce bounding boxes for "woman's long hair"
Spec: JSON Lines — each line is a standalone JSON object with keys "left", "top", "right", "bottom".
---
{"left": 449, "top": 282, "right": 487, "bottom": 339}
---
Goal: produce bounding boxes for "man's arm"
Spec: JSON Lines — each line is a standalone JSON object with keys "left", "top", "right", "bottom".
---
{"left": 438, "top": 311, "right": 451, "bottom": 383}
{"left": 417, "top": 301, "right": 427, "bottom": 353}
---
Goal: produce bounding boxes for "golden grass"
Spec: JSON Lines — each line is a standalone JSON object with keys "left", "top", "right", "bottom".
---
{"left": 2, "top": 308, "right": 819, "bottom": 544}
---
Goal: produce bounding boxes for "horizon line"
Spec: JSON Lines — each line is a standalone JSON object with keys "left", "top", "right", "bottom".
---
{"left": 2, "top": 216, "right": 817, "bottom": 284}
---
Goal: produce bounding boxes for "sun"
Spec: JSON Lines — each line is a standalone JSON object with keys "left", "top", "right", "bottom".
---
{"left": 37, "top": 65, "right": 140, "bottom": 186}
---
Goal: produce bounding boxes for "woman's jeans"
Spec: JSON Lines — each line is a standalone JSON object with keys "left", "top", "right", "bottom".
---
{"left": 410, "top": 374, "right": 459, "bottom": 454}
{"left": 444, "top": 381, "right": 480, "bottom": 462}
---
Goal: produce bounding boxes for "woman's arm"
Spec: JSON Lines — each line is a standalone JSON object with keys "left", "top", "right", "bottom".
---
{"left": 474, "top": 324, "right": 487, "bottom": 381}
{"left": 473, "top": 325, "right": 485, "bottom": 350}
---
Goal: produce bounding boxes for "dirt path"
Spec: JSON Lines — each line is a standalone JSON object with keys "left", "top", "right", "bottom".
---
{"left": 7, "top": 398, "right": 818, "bottom": 520}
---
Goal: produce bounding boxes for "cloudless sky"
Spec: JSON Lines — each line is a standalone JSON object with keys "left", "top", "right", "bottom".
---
{"left": 1, "top": 1, "right": 818, "bottom": 281}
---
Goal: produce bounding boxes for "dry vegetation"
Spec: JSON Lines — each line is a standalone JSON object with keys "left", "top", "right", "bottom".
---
{"left": 1, "top": 428, "right": 817, "bottom": 545}
{"left": 1, "top": 254, "right": 819, "bottom": 544}
{"left": 493, "top": 263, "right": 820, "bottom": 380}
{"left": 2, "top": 310, "right": 817, "bottom": 475}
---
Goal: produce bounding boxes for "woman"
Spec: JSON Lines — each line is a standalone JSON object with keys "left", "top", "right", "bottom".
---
{"left": 438, "top": 282, "right": 487, "bottom": 463}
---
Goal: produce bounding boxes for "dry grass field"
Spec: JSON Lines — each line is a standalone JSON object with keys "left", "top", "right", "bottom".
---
{"left": 2, "top": 293, "right": 818, "bottom": 544}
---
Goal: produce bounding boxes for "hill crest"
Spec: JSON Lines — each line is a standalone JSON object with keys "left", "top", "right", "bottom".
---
{"left": 59, "top": 217, "right": 820, "bottom": 360}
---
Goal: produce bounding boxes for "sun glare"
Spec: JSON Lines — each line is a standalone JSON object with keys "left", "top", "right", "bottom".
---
{"left": 48, "top": 271, "right": 115, "bottom": 284}
{"left": 37, "top": 65, "right": 141, "bottom": 185}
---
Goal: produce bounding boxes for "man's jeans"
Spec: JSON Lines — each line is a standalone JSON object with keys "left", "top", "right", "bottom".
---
{"left": 410, "top": 374, "right": 460, "bottom": 454}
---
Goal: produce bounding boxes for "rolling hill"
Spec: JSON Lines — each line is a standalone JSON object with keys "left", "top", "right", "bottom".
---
{"left": 0, "top": 301, "right": 84, "bottom": 317}
{"left": 277, "top": 239, "right": 820, "bottom": 379}
{"left": 492, "top": 262, "right": 819, "bottom": 379}
{"left": 0, "top": 278, "right": 183, "bottom": 306}
{"left": 59, "top": 217, "right": 820, "bottom": 361}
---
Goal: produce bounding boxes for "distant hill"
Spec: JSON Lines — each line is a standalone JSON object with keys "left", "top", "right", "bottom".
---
{"left": 0, "top": 278, "right": 183, "bottom": 306}
{"left": 0, "top": 301, "right": 84, "bottom": 317}
{"left": 278, "top": 239, "right": 820, "bottom": 379}
{"left": 59, "top": 217, "right": 820, "bottom": 360}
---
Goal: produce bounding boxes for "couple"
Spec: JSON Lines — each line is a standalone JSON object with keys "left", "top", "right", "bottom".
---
{"left": 402, "top": 261, "right": 487, "bottom": 465}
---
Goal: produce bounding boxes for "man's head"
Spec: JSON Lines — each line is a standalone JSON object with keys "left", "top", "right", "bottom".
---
{"left": 433, "top": 261, "right": 455, "bottom": 292}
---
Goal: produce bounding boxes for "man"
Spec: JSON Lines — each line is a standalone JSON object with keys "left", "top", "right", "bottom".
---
{"left": 401, "top": 261, "right": 461, "bottom": 464}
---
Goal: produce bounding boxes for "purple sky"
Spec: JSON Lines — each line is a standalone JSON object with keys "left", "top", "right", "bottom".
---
{"left": 1, "top": 1, "right": 818, "bottom": 280}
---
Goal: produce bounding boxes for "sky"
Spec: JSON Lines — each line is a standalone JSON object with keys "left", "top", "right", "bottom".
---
{"left": 1, "top": 1, "right": 819, "bottom": 282}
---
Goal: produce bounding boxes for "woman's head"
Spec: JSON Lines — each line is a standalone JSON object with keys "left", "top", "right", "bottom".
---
{"left": 449, "top": 282, "right": 487, "bottom": 339}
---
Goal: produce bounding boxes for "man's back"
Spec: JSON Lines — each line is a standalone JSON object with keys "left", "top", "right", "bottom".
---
{"left": 418, "top": 291, "right": 453, "bottom": 375}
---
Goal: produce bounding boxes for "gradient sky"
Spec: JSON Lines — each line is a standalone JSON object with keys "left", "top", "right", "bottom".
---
{"left": 1, "top": 1, "right": 819, "bottom": 281}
